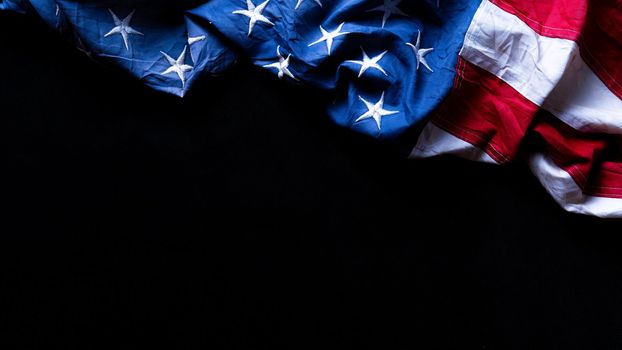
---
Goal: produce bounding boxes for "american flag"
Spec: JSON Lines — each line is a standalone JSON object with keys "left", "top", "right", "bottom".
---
{"left": 2, "top": 0, "right": 621, "bottom": 217}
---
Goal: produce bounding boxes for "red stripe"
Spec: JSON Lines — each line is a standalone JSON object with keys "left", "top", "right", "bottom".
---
{"left": 595, "top": 160, "right": 622, "bottom": 198}
{"left": 531, "top": 116, "right": 622, "bottom": 198}
{"left": 489, "top": 0, "right": 587, "bottom": 40}
{"left": 580, "top": 0, "right": 622, "bottom": 99}
{"left": 433, "top": 58, "right": 539, "bottom": 164}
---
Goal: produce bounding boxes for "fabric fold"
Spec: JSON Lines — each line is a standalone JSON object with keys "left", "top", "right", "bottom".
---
{"left": 2, "top": 0, "right": 622, "bottom": 218}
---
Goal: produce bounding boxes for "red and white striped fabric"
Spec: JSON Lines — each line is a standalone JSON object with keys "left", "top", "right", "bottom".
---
{"left": 411, "top": 0, "right": 622, "bottom": 218}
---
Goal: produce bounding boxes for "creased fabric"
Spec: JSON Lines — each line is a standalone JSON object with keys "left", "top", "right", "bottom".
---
{"left": 2, "top": 0, "right": 622, "bottom": 217}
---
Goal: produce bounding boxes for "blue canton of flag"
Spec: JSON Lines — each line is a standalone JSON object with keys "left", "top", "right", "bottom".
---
{"left": 197, "top": 0, "right": 481, "bottom": 138}
{"left": 1, "top": 0, "right": 237, "bottom": 96}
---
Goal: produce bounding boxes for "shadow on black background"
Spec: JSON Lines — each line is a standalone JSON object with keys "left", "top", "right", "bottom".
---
{"left": 1, "top": 12, "right": 622, "bottom": 349}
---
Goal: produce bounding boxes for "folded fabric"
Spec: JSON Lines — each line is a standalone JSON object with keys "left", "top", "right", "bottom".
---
{"left": 0, "top": 0, "right": 237, "bottom": 95}
{"left": 2, "top": 0, "right": 621, "bottom": 218}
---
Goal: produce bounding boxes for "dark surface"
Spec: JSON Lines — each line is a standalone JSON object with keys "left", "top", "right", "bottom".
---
{"left": 2, "top": 12, "right": 622, "bottom": 349}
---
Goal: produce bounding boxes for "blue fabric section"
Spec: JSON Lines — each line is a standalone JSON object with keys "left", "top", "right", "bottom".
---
{"left": 196, "top": 0, "right": 482, "bottom": 138}
{"left": 0, "top": 0, "right": 29, "bottom": 13}
{"left": 2, "top": 1, "right": 237, "bottom": 97}
{"left": 0, "top": 0, "right": 481, "bottom": 139}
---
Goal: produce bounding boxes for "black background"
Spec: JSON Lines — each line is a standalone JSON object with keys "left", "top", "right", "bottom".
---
{"left": 2, "top": 11, "right": 622, "bottom": 349}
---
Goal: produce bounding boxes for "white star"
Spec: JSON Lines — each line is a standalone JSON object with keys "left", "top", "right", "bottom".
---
{"left": 368, "top": 0, "right": 408, "bottom": 28}
{"left": 295, "top": 0, "right": 322, "bottom": 10}
{"left": 355, "top": 92, "right": 399, "bottom": 130}
{"left": 345, "top": 47, "right": 388, "bottom": 78}
{"left": 406, "top": 30, "right": 434, "bottom": 72}
{"left": 104, "top": 9, "right": 143, "bottom": 51}
{"left": 188, "top": 35, "right": 206, "bottom": 46}
{"left": 263, "top": 46, "right": 299, "bottom": 81}
{"left": 233, "top": 0, "right": 274, "bottom": 37}
{"left": 308, "top": 23, "right": 350, "bottom": 56}
{"left": 160, "top": 46, "right": 194, "bottom": 88}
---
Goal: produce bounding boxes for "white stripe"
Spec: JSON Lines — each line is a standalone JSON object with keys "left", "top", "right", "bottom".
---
{"left": 461, "top": 0, "right": 622, "bottom": 134}
{"left": 410, "top": 122, "right": 497, "bottom": 163}
{"left": 529, "top": 153, "right": 622, "bottom": 218}
{"left": 543, "top": 57, "right": 622, "bottom": 134}
{"left": 412, "top": 124, "right": 622, "bottom": 217}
